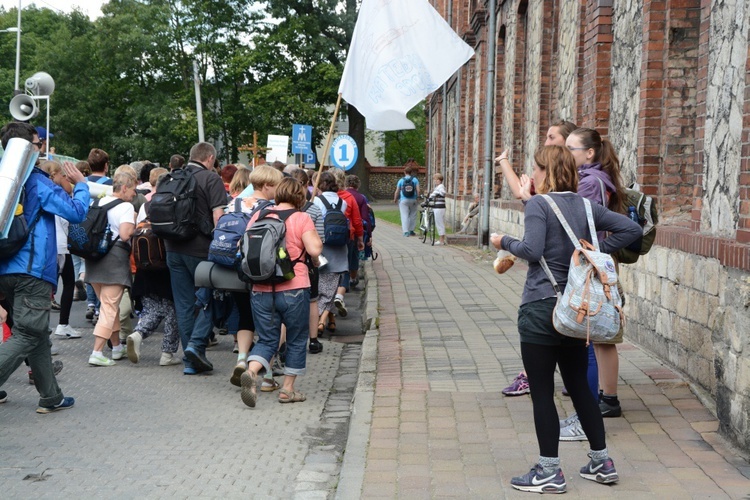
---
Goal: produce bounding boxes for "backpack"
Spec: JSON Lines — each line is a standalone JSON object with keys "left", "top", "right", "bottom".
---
{"left": 68, "top": 198, "right": 125, "bottom": 261}
{"left": 401, "top": 177, "right": 417, "bottom": 198}
{"left": 0, "top": 190, "right": 42, "bottom": 259}
{"left": 131, "top": 202, "right": 167, "bottom": 271}
{"left": 318, "top": 196, "right": 349, "bottom": 246}
{"left": 209, "top": 198, "right": 272, "bottom": 268}
{"left": 616, "top": 183, "right": 658, "bottom": 264}
{"left": 148, "top": 166, "right": 199, "bottom": 240}
{"left": 538, "top": 196, "right": 623, "bottom": 344}
{"left": 239, "top": 208, "right": 301, "bottom": 285}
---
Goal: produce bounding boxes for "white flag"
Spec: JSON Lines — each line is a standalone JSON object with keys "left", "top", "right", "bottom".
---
{"left": 339, "top": 0, "right": 474, "bottom": 131}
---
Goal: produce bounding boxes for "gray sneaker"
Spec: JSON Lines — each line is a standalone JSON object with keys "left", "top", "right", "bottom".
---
{"left": 560, "top": 417, "right": 587, "bottom": 441}
{"left": 559, "top": 412, "right": 579, "bottom": 428}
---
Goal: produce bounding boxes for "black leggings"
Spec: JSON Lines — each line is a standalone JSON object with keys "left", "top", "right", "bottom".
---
{"left": 521, "top": 342, "right": 606, "bottom": 458}
{"left": 59, "top": 254, "right": 75, "bottom": 325}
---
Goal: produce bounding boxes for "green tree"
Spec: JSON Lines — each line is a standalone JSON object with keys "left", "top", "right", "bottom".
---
{"left": 376, "top": 103, "right": 426, "bottom": 166}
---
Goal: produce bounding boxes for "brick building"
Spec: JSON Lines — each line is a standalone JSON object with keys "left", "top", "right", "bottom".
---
{"left": 426, "top": 0, "right": 750, "bottom": 453}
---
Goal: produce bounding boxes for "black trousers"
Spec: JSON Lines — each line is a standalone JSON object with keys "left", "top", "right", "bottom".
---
{"left": 59, "top": 254, "right": 75, "bottom": 325}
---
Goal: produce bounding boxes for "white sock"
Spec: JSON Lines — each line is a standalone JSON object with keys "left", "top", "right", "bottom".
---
{"left": 92, "top": 350, "right": 103, "bottom": 357}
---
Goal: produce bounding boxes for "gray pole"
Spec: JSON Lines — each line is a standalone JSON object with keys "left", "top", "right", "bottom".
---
{"left": 452, "top": 67, "right": 461, "bottom": 231}
{"left": 480, "top": 0, "right": 497, "bottom": 248}
{"left": 193, "top": 60, "right": 205, "bottom": 143}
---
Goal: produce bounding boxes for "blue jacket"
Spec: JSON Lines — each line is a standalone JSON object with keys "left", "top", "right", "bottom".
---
{"left": 0, "top": 167, "right": 90, "bottom": 285}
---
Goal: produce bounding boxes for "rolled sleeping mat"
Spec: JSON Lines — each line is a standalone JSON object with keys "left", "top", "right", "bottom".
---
{"left": 194, "top": 260, "right": 249, "bottom": 292}
{"left": 0, "top": 137, "right": 39, "bottom": 238}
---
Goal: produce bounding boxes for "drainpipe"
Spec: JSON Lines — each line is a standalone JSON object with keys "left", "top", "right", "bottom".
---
{"left": 452, "top": 67, "right": 461, "bottom": 231}
{"left": 480, "top": 0, "right": 497, "bottom": 248}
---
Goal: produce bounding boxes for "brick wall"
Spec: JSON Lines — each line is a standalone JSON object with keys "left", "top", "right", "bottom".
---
{"left": 366, "top": 166, "right": 427, "bottom": 201}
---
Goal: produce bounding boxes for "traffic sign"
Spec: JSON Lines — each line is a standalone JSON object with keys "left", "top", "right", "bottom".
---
{"left": 304, "top": 151, "right": 316, "bottom": 166}
{"left": 330, "top": 135, "right": 358, "bottom": 171}
{"left": 291, "top": 124, "right": 312, "bottom": 154}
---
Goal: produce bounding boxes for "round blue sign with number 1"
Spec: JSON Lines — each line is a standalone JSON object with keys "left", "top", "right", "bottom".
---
{"left": 330, "top": 135, "right": 358, "bottom": 171}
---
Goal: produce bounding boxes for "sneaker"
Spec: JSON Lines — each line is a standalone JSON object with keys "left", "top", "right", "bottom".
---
{"left": 85, "top": 305, "right": 95, "bottom": 320}
{"left": 28, "top": 360, "right": 64, "bottom": 385}
{"left": 184, "top": 346, "right": 213, "bottom": 372}
{"left": 403, "top": 232, "right": 410, "bottom": 237}
{"left": 127, "top": 332, "right": 142, "bottom": 363}
{"left": 50, "top": 299, "right": 61, "bottom": 311}
{"left": 272, "top": 356, "right": 284, "bottom": 377}
{"left": 309, "top": 339, "right": 323, "bottom": 354}
{"left": 559, "top": 413, "right": 579, "bottom": 428}
{"left": 207, "top": 336, "right": 219, "bottom": 348}
{"left": 232, "top": 340, "right": 239, "bottom": 353}
{"left": 36, "top": 396, "right": 75, "bottom": 414}
{"left": 334, "top": 296, "right": 348, "bottom": 317}
{"left": 183, "top": 366, "right": 197, "bottom": 375}
{"left": 579, "top": 456, "right": 619, "bottom": 484}
{"left": 409, "top": 231, "right": 416, "bottom": 236}
{"left": 93, "top": 311, "right": 99, "bottom": 322}
{"left": 560, "top": 418, "right": 587, "bottom": 441}
{"left": 54, "top": 324, "right": 82, "bottom": 339}
{"left": 600, "top": 399, "right": 622, "bottom": 418}
{"left": 510, "top": 464, "right": 566, "bottom": 494}
{"left": 74, "top": 280, "right": 86, "bottom": 301}
{"left": 88, "top": 353, "right": 115, "bottom": 366}
{"left": 230, "top": 361, "right": 247, "bottom": 387}
{"left": 159, "top": 352, "right": 182, "bottom": 366}
{"left": 111, "top": 346, "right": 126, "bottom": 361}
{"left": 0, "top": 390, "right": 7, "bottom": 403}
{"left": 240, "top": 371, "right": 258, "bottom": 408}
{"left": 502, "top": 372, "right": 530, "bottom": 396}
{"left": 434, "top": 241, "right": 441, "bottom": 245}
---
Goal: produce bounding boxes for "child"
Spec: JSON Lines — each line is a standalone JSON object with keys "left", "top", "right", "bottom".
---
{"left": 429, "top": 173, "right": 447, "bottom": 245}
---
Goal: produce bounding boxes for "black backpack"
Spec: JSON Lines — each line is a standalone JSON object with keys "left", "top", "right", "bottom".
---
{"left": 0, "top": 189, "right": 42, "bottom": 259}
{"left": 68, "top": 198, "right": 125, "bottom": 261}
{"left": 239, "top": 208, "right": 301, "bottom": 285}
{"left": 401, "top": 177, "right": 417, "bottom": 198}
{"left": 318, "top": 196, "right": 350, "bottom": 246}
{"left": 148, "top": 166, "right": 199, "bottom": 240}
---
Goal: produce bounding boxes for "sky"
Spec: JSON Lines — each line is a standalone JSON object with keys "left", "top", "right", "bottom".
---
{"left": 0, "top": 0, "right": 104, "bottom": 20}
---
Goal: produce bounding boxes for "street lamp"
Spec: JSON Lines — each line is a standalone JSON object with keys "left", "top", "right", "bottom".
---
{"left": 1, "top": 0, "right": 22, "bottom": 93}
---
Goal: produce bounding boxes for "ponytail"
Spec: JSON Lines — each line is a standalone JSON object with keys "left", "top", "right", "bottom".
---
{"left": 599, "top": 139, "right": 625, "bottom": 213}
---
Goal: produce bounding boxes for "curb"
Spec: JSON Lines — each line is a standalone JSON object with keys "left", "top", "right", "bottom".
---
{"left": 335, "top": 259, "right": 378, "bottom": 500}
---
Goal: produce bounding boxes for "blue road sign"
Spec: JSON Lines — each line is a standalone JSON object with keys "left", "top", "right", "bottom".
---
{"left": 304, "top": 151, "right": 316, "bottom": 166}
{"left": 330, "top": 135, "right": 358, "bottom": 171}
{"left": 291, "top": 124, "right": 312, "bottom": 154}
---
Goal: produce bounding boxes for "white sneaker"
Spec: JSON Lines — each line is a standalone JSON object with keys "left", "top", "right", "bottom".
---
{"left": 559, "top": 412, "right": 579, "bottom": 428}
{"left": 111, "top": 346, "right": 126, "bottom": 361}
{"left": 159, "top": 352, "right": 182, "bottom": 366}
{"left": 334, "top": 295, "right": 348, "bottom": 317}
{"left": 89, "top": 353, "right": 115, "bottom": 366}
{"left": 559, "top": 417, "right": 587, "bottom": 441}
{"left": 55, "top": 324, "right": 82, "bottom": 339}
{"left": 127, "top": 332, "right": 142, "bottom": 364}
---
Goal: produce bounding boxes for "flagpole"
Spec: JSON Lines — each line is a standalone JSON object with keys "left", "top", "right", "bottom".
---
{"left": 313, "top": 92, "right": 343, "bottom": 193}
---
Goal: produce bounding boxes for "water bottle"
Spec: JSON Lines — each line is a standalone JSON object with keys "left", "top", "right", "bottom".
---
{"left": 277, "top": 246, "right": 295, "bottom": 280}
{"left": 98, "top": 224, "right": 112, "bottom": 254}
{"left": 627, "top": 206, "right": 639, "bottom": 224}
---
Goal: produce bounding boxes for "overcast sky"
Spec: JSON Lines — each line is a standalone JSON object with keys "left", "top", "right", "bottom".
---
{"left": 0, "top": 0, "right": 104, "bottom": 20}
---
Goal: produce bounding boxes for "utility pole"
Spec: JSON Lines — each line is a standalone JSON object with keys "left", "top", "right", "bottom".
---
{"left": 193, "top": 60, "right": 205, "bottom": 143}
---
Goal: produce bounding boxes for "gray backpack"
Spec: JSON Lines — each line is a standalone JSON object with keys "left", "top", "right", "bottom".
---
{"left": 239, "top": 208, "right": 299, "bottom": 285}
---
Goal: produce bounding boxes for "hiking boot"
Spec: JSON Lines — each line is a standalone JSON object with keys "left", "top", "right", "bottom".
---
{"left": 309, "top": 339, "right": 323, "bottom": 354}
{"left": 579, "top": 456, "right": 619, "bottom": 484}
{"left": 510, "top": 464, "right": 566, "bottom": 494}
{"left": 88, "top": 353, "right": 115, "bottom": 366}
{"left": 160, "top": 352, "right": 182, "bottom": 366}
{"left": 502, "top": 372, "right": 530, "bottom": 396}
{"left": 36, "top": 396, "right": 75, "bottom": 414}
{"left": 127, "top": 332, "right": 142, "bottom": 363}
{"left": 600, "top": 399, "right": 622, "bottom": 418}
{"left": 560, "top": 417, "right": 587, "bottom": 441}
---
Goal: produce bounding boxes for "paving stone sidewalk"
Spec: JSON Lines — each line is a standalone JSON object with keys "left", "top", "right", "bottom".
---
{"left": 340, "top": 214, "right": 750, "bottom": 499}
{"left": 0, "top": 286, "right": 364, "bottom": 499}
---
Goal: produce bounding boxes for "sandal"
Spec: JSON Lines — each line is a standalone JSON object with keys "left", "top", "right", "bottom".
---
{"left": 230, "top": 362, "right": 246, "bottom": 387}
{"left": 278, "top": 388, "right": 306, "bottom": 403}
{"left": 261, "top": 378, "right": 280, "bottom": 392}
{"left": 317, "top": 322, "right": 325, "bottom": 335}
{"left": 327, "top": 315, "right": 336, "bottom": 332}
{"left": 240, "top": 371, "right": 258, "bottom": 407}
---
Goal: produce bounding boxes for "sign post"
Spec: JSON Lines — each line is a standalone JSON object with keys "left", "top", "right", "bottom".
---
{"left": 330, "top": 134, "right": 358, "bottom": 171}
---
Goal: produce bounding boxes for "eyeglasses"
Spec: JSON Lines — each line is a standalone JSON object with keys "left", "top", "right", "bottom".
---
{"left": 567, "top": 146, "right": 588, "bottom": 151}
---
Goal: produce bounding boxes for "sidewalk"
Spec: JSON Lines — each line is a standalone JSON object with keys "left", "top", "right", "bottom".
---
{"left": 340, "top": 215, "right": 750, "bottom": 498}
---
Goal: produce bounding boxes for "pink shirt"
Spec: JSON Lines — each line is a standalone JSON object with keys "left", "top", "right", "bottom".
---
{"left": 248, "top": 208, "right": 315, "bottom": 292}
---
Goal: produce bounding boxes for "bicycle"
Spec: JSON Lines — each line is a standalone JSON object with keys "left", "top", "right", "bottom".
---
{"left": 418, "top": 197, "right": 437, "bottom": 245}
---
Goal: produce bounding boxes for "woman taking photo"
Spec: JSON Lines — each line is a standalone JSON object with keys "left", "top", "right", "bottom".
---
{"left": 490, "top": 146, "right": 640, "bottom": 493}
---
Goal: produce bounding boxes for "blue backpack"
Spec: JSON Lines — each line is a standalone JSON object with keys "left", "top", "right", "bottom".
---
{"left": 209, "top": 198, "right": 272, "bottom": 268}
{"left": 318, "top": 196, "right": 350, "bottom": 246}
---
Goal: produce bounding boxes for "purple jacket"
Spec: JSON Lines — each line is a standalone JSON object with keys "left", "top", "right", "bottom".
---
{"left": 577, "top": 163, "right": 615, "bottom": 208}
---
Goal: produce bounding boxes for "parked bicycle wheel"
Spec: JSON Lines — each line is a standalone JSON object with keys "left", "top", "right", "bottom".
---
{"left": 429, "top": 212, "right": 437, "bottom": 245}
{"left": 420, "top": 210, "right": 429, "bottom": 243}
